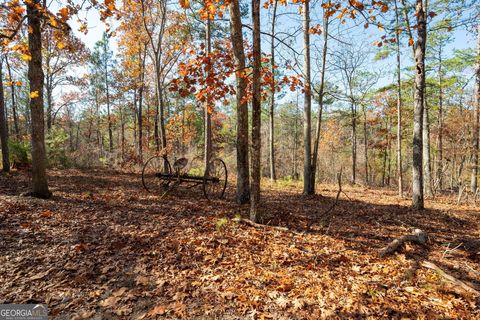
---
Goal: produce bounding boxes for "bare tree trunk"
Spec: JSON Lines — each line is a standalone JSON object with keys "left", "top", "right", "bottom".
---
{"left": 229, "top": 0, "right": 250, "bottom": 204}
{"left": 293, "top": 97, "right": 299, "bottom": 179}
{"left": 423, "top": 96, "right": 433, "bottom": 196}
{"left": 351, "top": 100, "right": 357, "bottom": 184}
{"left": 363, "top": 104, "right": 368, "bottom": 185}
{"left": 250, "top": 0, "right": 262, "bottom": 222}
{"left": 471, "top": 24, "right": 480, "bottom": 193}
{"left": 436, "top": 45, "right": 444, "bottom": 191}
{"left": 138, "top": 45, "right": 146, "bottom": 163}
{"left": 105, "top": 57, "right": 113, "bottom": 152}
{"left": 412, "top": 0, "right": 426, "bottom": 209}
{"left": 312, "top": 4, "right": 329, "bottom": 185}
{"left": 27, "top": 0, "right": 50, "bottom": 198}
{"left": 394, "top": 0, "right": 404, "bottom": 198}
{"left": 303, "top": 0, "right": 314, "bottom": 195}
{"left": 0, "top": 58, "right": 10, "bottom": 172}
{"left": 387, "top": 116, "right": 392, "bottom": 185}
{"left": 205, "top": 17, "right": 213, "bottom": 167}
{"left": 5, "top": 58, "right": 19, "bottom": 137}
{"left": 269, "top": 0, "right": 278, "bottom": 182}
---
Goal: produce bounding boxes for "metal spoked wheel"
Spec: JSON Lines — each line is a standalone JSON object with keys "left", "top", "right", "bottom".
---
{"left": 142, "top": 156, "right": 172, "bottom": 193}
{"left": 203, "top": 158, "right": 228, "bottom": 200}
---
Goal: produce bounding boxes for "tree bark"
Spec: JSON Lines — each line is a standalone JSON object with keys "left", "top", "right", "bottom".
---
{"left": 471, "top": 24, "right": 480, "bottom": 193}
{"left": 436, "top": 45, "right": 444, "bottom": 191}
{"left": 5, "top": 58, "right": 19, "bottom": 137}
{"left": 303, "top": 0, "right": 314, "bottom": 195}
{"left": 351, "top": 100, "right": 357, "bottom": 184}
{"left": 229, "top": 0, "right": 250, "bottom": 204}
{"left": 0, "top": 58, "right": 10, "bottom": 172}
{"left": 412, "top": 0, "right": 426, "bottom": 209}
{"left": 250, "top": 0, "right": 262, "bottom": 222}
{"left": 104, "top": 40, "right": 113, "bottom": 152}
{"left": 394, "top": 0, "right": 404, "bottom": 198}
{"left": 423, "top": 95, "right": 433, "bottom": 196}
{"left": 269, "top": 0, "right": 278, "bottom": 182}
{"left": 27, "top": 0, "right": 50, "bottom": 198}
{"left": 205, "top": 17, "right": 213, "bottom": 167}
{"left": 363, "top": 104, "right": 368, "bottom": 185}
{"left": 138, "top": 45, "right": 146, "bottom": 163}
{"left": 312, "top": 4, "right": 329, "bottom": 187}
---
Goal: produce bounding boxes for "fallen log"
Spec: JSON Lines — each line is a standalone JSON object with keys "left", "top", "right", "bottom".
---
{"left": 422, "top": 261, "right": 480, "bottom": 296}
{"left": 379, "top": 229, "right": 427, "bottom": 257}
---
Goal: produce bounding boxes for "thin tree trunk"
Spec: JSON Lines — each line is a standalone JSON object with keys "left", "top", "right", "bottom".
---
{"left": 105, "top": 49, "right": 113, "bottom": 152}
{"left": 229, "top": 0, "right": 250, "bottom": 204}
{"left": 351, "top": 100, "right": 357, "bottom": 184}
{"left": 412, "top": 0, "right": 426, "bottom": 209}
{"left": 138, "top": 47, "right": 146, "bottom": 163}
{"left": 250, "top": 0, "right": 262, "bottom": 222}
{"left": 363, "top": 104, "right": 368, "bottom": 185}
{"left": 471, "top": 24, "right": 480, "bottom": 193}
{"left": 5, "top": 58, "right": 19, "bottom": 137}
{"left": 312, "top": 4, "right": 329, "bottom": 185}
{"left": 303, "top": 0, "right": 314, "bottom": 195}
{"left": 436, "top": 45, "right": 444, "bottom": 191}
{"left": 205, "top": 17, "right": 213, "bottom": 167}
{"left": 27, "top": 0, "right": 50, "bottom": 198}
{"left": 394, "top": 0, "right": 404, "bottom": 197}
{"left": 423, "top": 95, "right": 433, "bottom": 196}
{"left": 387, "top": 116, "right": 392, "bottom": 186}
{"left": 0, "top": 58, "right": 10, "bottom": 172}
{"left": 293, "top": 97, "right": 299, "bottom": 179}
{"left": 269, "top": 0, "right": 278, "bottom": 182}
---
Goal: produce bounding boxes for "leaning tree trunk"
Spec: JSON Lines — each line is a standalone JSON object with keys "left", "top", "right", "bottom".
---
{"left": 250, "top": 0, "right": 262, "bottom": 222}
{"left": 229, "top": 0, "right": 250, "bottom": 204}
{"left": 27, "top": 0, "right": 50, "bottom": 198}
{"left": 471, "top": 24, "right": 480, "bottom": 193}
{"left": 303, "top": 0, "right": 314, "bottom": 195}
{"left": 412, "top": 0, "right": 426, "bottom": 209}
{"left": 0, "top": 58, "right": 10, "bottom": 172}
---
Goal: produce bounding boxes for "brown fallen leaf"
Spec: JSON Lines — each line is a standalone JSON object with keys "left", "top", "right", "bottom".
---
{"left": 40, "top": 210, "right": 53, "bottom": 218}
{"left": 31, "top": 268, "right": 53, "bottom": 280}
{"left": 99, "top": 296, "right": 119, "bottom": 308}
{"left": 135, "top": 275, "right": 149, "bottom": 286}
{"left": 147, "top": 305, "right": 167, "bottom": 317}
{"left": 112, "top": 287, "right": 128, "bottom": 297}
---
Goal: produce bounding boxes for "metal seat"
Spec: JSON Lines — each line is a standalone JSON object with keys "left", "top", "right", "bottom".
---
{"left": 173, "top": 158, "right": 188, "bottom": 172}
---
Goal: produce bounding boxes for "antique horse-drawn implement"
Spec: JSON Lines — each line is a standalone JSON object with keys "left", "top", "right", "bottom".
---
{"left": 142, "top": 156, "right": 227, "bottom": 200}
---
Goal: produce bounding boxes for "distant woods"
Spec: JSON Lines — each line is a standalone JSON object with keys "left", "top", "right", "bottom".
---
{"left": 0, "top": 1, "right": 479, "bottom": 218}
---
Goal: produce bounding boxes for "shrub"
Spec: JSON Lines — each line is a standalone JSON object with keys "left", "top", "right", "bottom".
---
{"left": 8, "top": 139, "right": 30, "bottom": 168}
{"left": 46, "top": 127, "right": 70, "bottom": 168}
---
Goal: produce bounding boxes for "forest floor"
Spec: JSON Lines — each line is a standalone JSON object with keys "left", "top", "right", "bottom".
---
{"left": 0, "top": 168, "right": 479, "bottom": 319}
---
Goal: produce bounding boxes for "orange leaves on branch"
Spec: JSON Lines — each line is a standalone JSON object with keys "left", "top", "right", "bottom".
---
{"left": 179, "top": 0, "right": 190, "bottom": 9}
{"left": 308, "top": 24, "right": 322, "bottom": 35}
